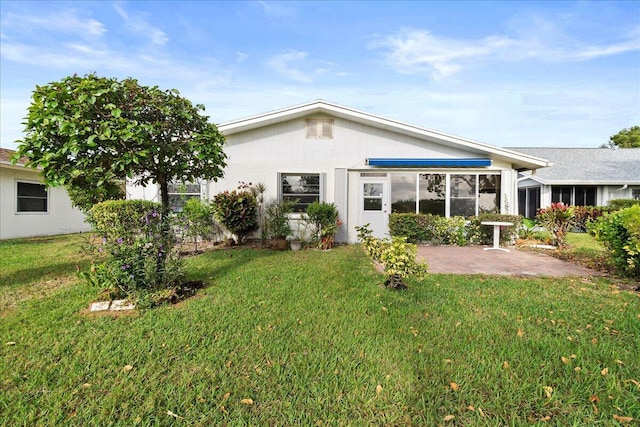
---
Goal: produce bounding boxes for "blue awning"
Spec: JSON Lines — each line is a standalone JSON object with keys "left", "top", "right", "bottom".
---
{"left": 367, "top": 158, "right": 492, "bottom": 167}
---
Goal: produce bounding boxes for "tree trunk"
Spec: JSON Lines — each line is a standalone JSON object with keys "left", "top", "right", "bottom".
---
{"left": 384, "top": 274, "right": 407, "bottom": 290}
{"left": 157, "top": 176, "right": 171, "bottom": 287}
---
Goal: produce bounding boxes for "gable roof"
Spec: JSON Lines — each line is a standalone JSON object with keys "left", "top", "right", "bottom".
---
{"left": 218, "top": 100, "right": 549, "bottom": 170}
{"left": 508, "top": 147, "right": 640, "bottom": 185}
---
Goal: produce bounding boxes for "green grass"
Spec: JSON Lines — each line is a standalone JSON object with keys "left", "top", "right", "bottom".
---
{"left": 555, "top": 232, "right": 616, "bottom": 274}
{"left": 1, "top": 237, "right": 639, "bottom": 425}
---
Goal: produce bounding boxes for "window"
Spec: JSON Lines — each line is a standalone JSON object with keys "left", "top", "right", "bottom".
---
{"left": 280, "top": 173, "right": 321, "bottom": 212}
{"left": 388, "top": 172, "right": 500, "bottom": 217}
{"left": 633, "top": 188, "right": 640, "bottom": 200}
{"left": 168, "top": 182, "right": 202, "bottom": 211}
{"left": 17, "top": 181, "right": 48, "bottom": 213}
{"left": 391, "top": 173, "right": 416, "bottom": 213}
{"left": 418, "top": 173, "right": 446, "bottom": 216}
{"left": 306, "top": 119, "right": 333, "bottom": 139}
{"left": 363, "top": 183, "right": 384, "bottom": 211}
{"left": 551, "top": 186, "right": 597, "bottom": 206}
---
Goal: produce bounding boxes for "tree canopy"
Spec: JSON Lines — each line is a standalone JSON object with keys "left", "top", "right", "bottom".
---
{"left": 13, "top": 74, "right": 227, "bottom": 213}
{"left": 606, "top": 126, "right": 640, "bottom": 148}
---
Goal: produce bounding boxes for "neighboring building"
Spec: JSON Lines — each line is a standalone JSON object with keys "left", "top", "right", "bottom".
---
{"left": 509, "top": 147, "right": 640, "bottom": 219}
{"left": 0, "top": 148, "right": 90, "bottom": 239}
{"left": 131, "top": 100, "right": 549, "bottom": 241}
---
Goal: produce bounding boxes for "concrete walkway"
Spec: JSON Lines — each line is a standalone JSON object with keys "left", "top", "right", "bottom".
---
{"left": 417, "top": 245, "right": 603, "bottom": 277}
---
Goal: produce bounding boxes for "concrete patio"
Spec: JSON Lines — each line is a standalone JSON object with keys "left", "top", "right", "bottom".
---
{"left": 417, "top": 245, "right": 603, "bottom": 276}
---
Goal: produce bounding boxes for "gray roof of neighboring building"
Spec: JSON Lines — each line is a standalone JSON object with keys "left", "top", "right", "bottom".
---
{"left": 506, "top": 147, "right": 640, "bottom": 185}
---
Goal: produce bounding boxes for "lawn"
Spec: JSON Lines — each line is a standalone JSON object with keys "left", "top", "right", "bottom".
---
{"left": 1, "top": 236, "right": 639, "bottom": 425}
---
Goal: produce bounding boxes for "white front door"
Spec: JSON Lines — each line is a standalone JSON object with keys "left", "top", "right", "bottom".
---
{"left": 360, "top": 179, "right": 390, "bottom": 238}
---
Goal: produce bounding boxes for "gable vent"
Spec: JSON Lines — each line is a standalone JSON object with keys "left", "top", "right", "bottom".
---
{"left": 306, "top": 119, "right": 334, "bottom": 139}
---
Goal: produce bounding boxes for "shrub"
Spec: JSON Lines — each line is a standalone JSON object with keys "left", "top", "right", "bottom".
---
{"left": 589, "top": 205, "right": 640, "bottom": 278}
{"left": 536, "top": 202, "right": 575, "bottom": 247}
{"left": 179, "top": 198, "right": 221, "bottom": 251}
{"left": 388, "top": 213, "right": 468, "bottom": 245}
{"left": 306, "top": 202, "right": 341, "bottom": 249}
{"left": 84, "top": 200, "right": 183, "bottom": 305}
{"left": 356, "top": 224, "right": 428, "bottom": 289}
{"left": 264, "top": 199, "right": 296, "bottom": 239}
{"left": 213, "top": 185, "right": 259, "bottom": 244}
{"left": 573, "top": 206, "right": 611, "bottom": 232}
{"left": 608, "top": 199, "right": 640, "bottom": 211}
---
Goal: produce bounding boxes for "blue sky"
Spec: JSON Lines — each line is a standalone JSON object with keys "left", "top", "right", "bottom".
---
{"left": 1, "top": 1, "right": 639, "bottom": 150}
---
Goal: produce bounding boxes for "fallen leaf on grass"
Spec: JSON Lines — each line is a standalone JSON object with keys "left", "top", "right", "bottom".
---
{"left": 443, "top": 415, "right": 455, "bottom": 422}
{"left": 561, "top": 356, "right": 570, "bottom": 364}
{"left": 613, "top": 414, "right": 634, "bottom": 424}
{"left": 601, "top": 367, "right": 609, "bottom": 376}
{"left": 540, "top": 416, "right": 551, "bottom": 421}
{"left": 467, "top": 405, "right": 475, "bottom": 411}
{"left": 82, "top": 383, "right": 92, "bottom": 388}
{"left": 589, "top": 395, "right": 600, "bottom": 403}
{"left": 543, "top": 386, "right": 553, "bottom": 399}
{"left": 450, "top": 382, "right": 460, "bottom": 392}
{"left": 222, "top": 392, "right": 231, "bottom": 401}
{"left": 240, "top": 398, "right": 254, "bottom": 405}
{"left": 123, "top": 365, "right": 133, "bottom": 372}
{"left": 517, "top": 329, "right": 524, "bottom": 337}
{"left": 376, "top": 384, "right": 383, "bottom": 395}
{"left": 625, "top": 379, "right": 639, "bottom": 389}
{"left": 167, "top": 410, "right": 183, "bottom": 419}
{"left": 5, "top": 342, "right": 16, "bottom": 346}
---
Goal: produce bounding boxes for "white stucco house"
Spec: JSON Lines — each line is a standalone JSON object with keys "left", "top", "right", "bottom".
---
{"left": 509, "top": 147, "right": 640, "bottom": 219}
{"left": 128, "top": 100, "right": 550, "bottom": 242}
{"left": 0, "top": 148, "right": 90, "bottom": 239}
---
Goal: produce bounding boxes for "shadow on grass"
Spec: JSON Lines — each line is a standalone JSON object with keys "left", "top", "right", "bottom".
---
{"left": 184, "top": 247, "right": 283, "bottom": 286}
{"left": 0, "top": 261, "right": 89, "bottom": 288}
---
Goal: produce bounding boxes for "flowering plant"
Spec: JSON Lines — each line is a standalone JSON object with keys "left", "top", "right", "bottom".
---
{"left": 83, "top": 200, "right": 183, "bottom": 305}
{"left": 536, "top": 202, "right": 575, "bottom": 247}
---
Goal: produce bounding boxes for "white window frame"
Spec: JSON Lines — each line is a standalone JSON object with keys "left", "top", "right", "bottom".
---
{"left": 167, "top": 181, "right": 205, "bottom": 211}
{"left": 16, "top": 180, "right": 49, "bottom": 214}
{"left": 278, "top": 172, "right": 324, "bottom": 213}
{"left": 306, "top": 119, "right": 334, "bottom": 139}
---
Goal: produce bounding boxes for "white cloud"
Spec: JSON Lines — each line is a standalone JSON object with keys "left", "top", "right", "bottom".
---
{"left": 370, "top": 29, "right": 516, "bottom": 79}
{"left": 371, "top": 24, "right": 640, "bottom": 79}
{"left": 257, "top": 1, "right": 295, "bottom": 18}
{"left": 113, "top": 3, "right": 168, "bottom": 46}
{"left": 266, "top": 50, "right": 330, "bottom": 83}
{"left": 1, "top": 10, "right": 106, "bottom": 37}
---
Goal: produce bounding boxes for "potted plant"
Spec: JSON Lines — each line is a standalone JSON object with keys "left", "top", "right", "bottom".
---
{"left": 306, "top": 202, "right": 340, "bottom": 250}
{"left": 265, "top": 199, "right": 296, "bottom": 250}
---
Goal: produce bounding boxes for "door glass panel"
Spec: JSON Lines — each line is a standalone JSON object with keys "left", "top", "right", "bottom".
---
{"left": 363, "top": 183, "right": 382, "bottom": 197}
{"left": 478, "top": 174, "right": 500, "bottom": 214}
{"left": 363, "top": 183, "right": 383, "bottom": 211}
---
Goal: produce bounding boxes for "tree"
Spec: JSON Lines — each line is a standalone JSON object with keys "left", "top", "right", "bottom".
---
{"left": 606, "top": 126, "right": 640, "bottom": 148}
{"left": 13, "top": 73, "right": 226, "bottom": 219}
{"left": 15, "top": 74, "right": 226, "bottom": 214}
{"left": 13, "top": 74, "right": 227, "bottom": 282}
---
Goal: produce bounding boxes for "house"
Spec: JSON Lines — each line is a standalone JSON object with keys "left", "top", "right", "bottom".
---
{"left": 508, "top": 147, "right": 640, "bottom": 219}
{"left": 129, "top": 100, "right": 547, "bottom": 242}
{"left": 0, "top": 148, "right": 91, "bottom": 239}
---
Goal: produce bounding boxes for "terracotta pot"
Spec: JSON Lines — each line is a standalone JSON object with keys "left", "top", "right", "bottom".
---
{"left": 270, "top": 237, "right": 288, "bottom": 251}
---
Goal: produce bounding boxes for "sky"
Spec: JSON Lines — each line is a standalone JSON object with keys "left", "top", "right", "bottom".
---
{"left": 1, "top": 0, "right": 639, "bottom": 150}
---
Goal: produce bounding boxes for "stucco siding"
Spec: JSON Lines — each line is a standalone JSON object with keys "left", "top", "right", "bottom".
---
{"left": 0, "top": 166, "right": 90, "bottom": 239}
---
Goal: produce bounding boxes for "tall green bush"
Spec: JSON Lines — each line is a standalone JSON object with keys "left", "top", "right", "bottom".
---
{"left": 180, "top": 198, "right": 220, "bottom": 251}
{"left": 589, "top": 205, "right": 640, "bottom": 278}
{"left": 306, "top": 202, "right": 340, "bottom": 249}
{"left": 608, "top": 199, "right": 640, "bottom": 211}
{"left": 213, "top": 185, "right": 259, "bottom": 244}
